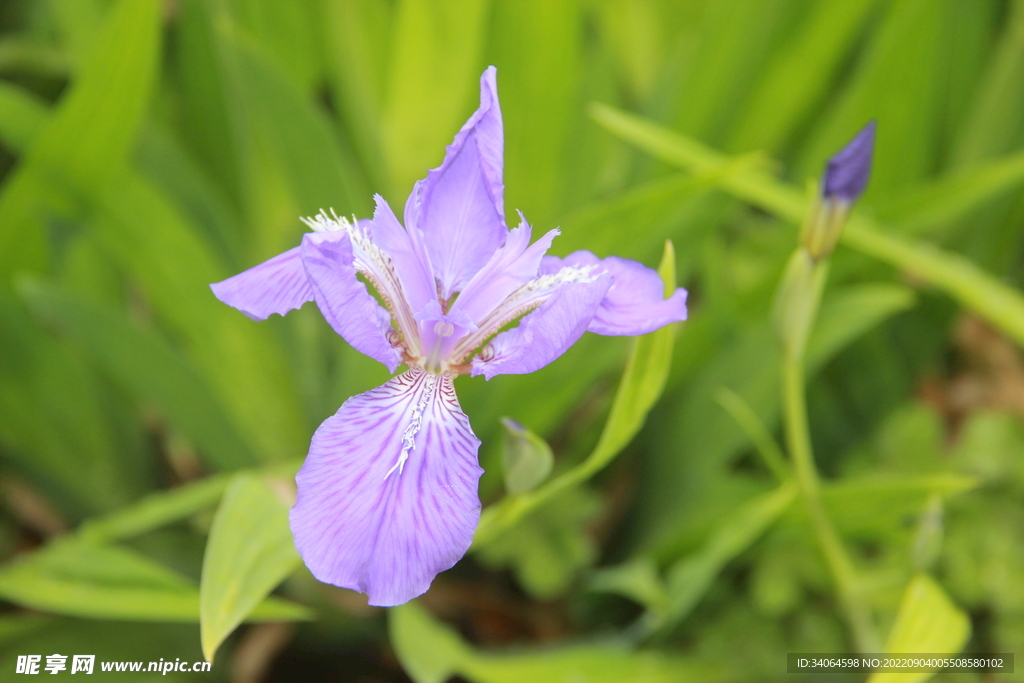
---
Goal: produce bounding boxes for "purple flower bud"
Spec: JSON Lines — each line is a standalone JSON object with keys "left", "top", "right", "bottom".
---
{"left": 822, "top": 120, "right": 876, "bottom": 204}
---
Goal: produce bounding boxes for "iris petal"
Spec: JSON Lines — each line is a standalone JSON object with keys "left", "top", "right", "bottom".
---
{"left": 471, "top": 274, "right": 612, "bottom": 379}
{"left": 210, "top": 247, "right": 312, "bottom": 321}
{"left": 405, "top": 66, "right": 506, "bottom": 298}
{"left": 290, "top": 370, "right": 483, "bottom": 606}
{"left": 541, "top": 251, "right": 688, "bottom": 336}
{"left": 300, "top": 231, "right": 402, "bottom": 373}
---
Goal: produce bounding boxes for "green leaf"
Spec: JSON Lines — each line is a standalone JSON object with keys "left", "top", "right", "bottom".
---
{"left": 0, "top": 539, "right": 306, "bottom": 623}
{"left": 866, "top": 574, "right": 970, "bottom": 683}
{"left": 390, "top": 601, "right": 471, "bottom": 683}
{"left": 19, "top": 279, "right": 257, "bottom": 470}
{"left": 806, "top": 283, "right": 918, "bottom": 372}
{"left": 473, "top": 241, "right": 679, "bottom": 546}
{"left": 656, "top": 482, "right": 797, "bottom": 634}
{"left": 499, "top": 418, "right": 554, "bottom": 495}
{"left": 589, "top": 556, "right": 669, "bottom": 616}
{"left": 0, "top": 0, "right": 162, "bottom": 284}
{"left": 390, "top": 600, "right": 727, "bottom": 683}
{"left": 590, "top": 103, "right": 1024, "bottom": 349}
{"left": 201, "top": 472, "right": 303, "bottom": 662}
{"left": 383, "top": 0, "right": 489, "bottom": 196}
{"left": 0, "top": 81, "right": 48, "bottom": 153}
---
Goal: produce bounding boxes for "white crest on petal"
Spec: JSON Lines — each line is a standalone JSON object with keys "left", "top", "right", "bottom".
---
{"left": 302, "top": 209, "right": 422, "bottom": 356}
{"left": 450, "top": 264, "right": 602, "bottom": 362}
{"left": 384, "top": 371, "right": 437, "bottom": 479}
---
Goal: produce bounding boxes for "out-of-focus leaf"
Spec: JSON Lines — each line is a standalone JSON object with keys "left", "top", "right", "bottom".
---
{"left": 93, "top": 169, "right": 307, "bottom": 464}
{"left": 813, "top": 474, "right": 978, "bottom": 535}
{"left": 952, "top": 410, "right": 1024, "bottom": 482}
{"left": 0, "top": 81, "right": 47, "bottom": 153}
{"left": 912, "top": 495, "right": 944, "bottom": 572}
{"left": 215, "top": 19, "right": 369, "bottom": 259}
{"left": 383, "top": 0, "right": 489, "bottom": 196}
{"left": 474, "top": 241, "right": 678, "bottom": 545}
{"left": 476, "top": 487, "right": 600, "bottom": 600}
{"left": 19, "top": 279, "right": 257, "bottom": 471}
{"left": 500, "top": 418, "right": 554, "bottom": 495}
{"left": 807, "top": 283, "right": 917, "bottom": 372}
{"left": 487, "top": 0, "right": 581, "bottom": 225}
{"left": 729, "top": 0, "right": 880, "bottom": 152}
{"left": 200, "top": 472, "right": 303, "bottom": 662}
{"left": 0, "top": 296, "right": 138, "bottom": 516}
{"left": 797, "top": 0, "right": 947, "bottom": 200}
{"left": 714, "top": 387, "right": 789, "bottom": 480}
{"left": 866, "top": 574, "right": 970, "bottom": 683}
{"left": 589, "top": 556, "right": 669, "bottom": 616}
{"left": 878, "top": 150, "right": 1024, "bottom": 234}
{"left": 390, "top": 600, "right": 726, "bottom": 683}
{"left": 0, "top": 540, "right": 306, "bottom": 623}
{"left": 225, "top": 0, "right": 322, "bottom": 92}
{"left": 0, "top": 38, "right": 70, "bottom": 77}
{"left": 321, "top": 0, "right": 392, "bottom": 190}
{"left": 590, "top": 104, "right": 1024, "bottom": 348}
{"left": 0, "top": 0, "right": 162, "bottom": 284}
{"left": 656, "top": 482, "right": 797, "bottom": 634}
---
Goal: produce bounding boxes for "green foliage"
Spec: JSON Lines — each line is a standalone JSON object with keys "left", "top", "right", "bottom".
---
{"left": 1, "top": 0, "right": 1022, "bottom": 679}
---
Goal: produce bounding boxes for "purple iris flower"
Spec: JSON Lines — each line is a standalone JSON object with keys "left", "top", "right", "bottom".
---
{"left": 822, "top": 120, "right": 876, "bottom": 204}
{"left": 210, "top": 67, "right": 688, "bottom": 606}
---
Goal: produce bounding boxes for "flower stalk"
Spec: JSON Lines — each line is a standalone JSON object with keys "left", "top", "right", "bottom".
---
{"left": 774, "top": 122, "right": 880, "bottom": 652}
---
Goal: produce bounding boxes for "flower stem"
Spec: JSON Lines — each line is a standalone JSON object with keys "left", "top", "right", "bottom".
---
{"left": 782, "top": 349, "right": 879, "bottom": 653}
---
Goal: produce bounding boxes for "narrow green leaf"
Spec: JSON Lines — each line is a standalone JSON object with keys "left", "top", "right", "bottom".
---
{"left": 867, "top": 574, "right": 971, "bottom": 683}
{"left": 714, "top": 387, "right": 789, "bottom": 481}
{"left": 656, "top": 482, "right": 797, "bottom": 634}
{"left": 590, "top": 103, "right": 1024, "bottom": 349}
{"left": 0, "top": 0, "right": 162, "bottom": 283}
{"left": 473, "top": 241, "right": 679, "bottom": 546}
{"left": 19, "top": 279, "right": 257, "bottom": 470}
{"left": 589, "top": 556, "right": 669, "bottom": 616}
{"left": 383, "top": 0, "right": 489, "bottom": 196}
{"left": 201, "top": 472, "right": 303, "bottom": 662}
{"left": 0, "top": 81, "right": 48, "bottom": 153}
{"left": 500, "top": 418, "right": 554, "bottom": 495}
{"left": 0, "top": 540, "right": 306, "bottom": 623}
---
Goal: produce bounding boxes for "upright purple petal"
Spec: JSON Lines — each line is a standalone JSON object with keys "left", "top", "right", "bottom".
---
{"left": 368, "top": 195, "right": 436, "bottom": 320}
{"left": 542, "top": 251, "right": 688, "bottom": 336}
{"left": 405, "top": 66, "right": 506, "bottom": 299}
{"left": 450, "top": 216, "right": 559, "bottom": 326}
{"left": 290, "top": 370, "right": 483, "bottom": 606}
{"left": 210, "top": 247, "right": 312, "bottom": 320}
{"left": 471, "top": 274, "right": 611, "bottom": 380}
{"left": 300, "top": 231, "right": 402, "bottom": 372}
{"left": 822, "top": 120, "right": 876, "bottom": 203}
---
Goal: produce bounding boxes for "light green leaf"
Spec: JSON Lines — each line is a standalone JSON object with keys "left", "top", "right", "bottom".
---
{"left": 201, "top": 472, "right": 304, "bottom": 662}
{"left": 390, "top": 601, "right": 471, "bottom": 683}
{"left": 867, "top": 574, "right": 970, "bottom": 683}
{"left": 807, "top": 283, "right": 918, "bottom": 372}
{"left": 0, "top": 81, "right": 48, "bottom": 153}
{"left": 589, "top": 556, "right": 669, "bottom": 616}
{"left": 474, "top": 241, "right": 679, "bottom": 546}
{"left": 499, "top": 418, "right": 554, "bottom": 495}
{"left": 656, "top": 482, "right": 797, "bottom": 634}
{"left": 0, "top": 539, "right": 306, "bottom": 623}
{"left": 19, "top": 279, "right": 257, "bottom": 470}
{"left": 383, "top": 0, "right": 489, "bottom": 196}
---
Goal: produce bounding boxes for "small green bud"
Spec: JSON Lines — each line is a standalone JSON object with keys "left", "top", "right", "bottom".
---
{"left": 500, "top": 418, "right": 554, "bottom": 495}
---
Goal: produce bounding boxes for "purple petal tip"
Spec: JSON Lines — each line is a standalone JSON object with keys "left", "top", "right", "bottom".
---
{"left": 822, "top": 120, "right": 876, "bottom": 203}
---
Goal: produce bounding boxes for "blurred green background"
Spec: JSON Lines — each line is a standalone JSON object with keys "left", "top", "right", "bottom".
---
{"left": 1, "top": 0, "right": 1023, "bottom": 680}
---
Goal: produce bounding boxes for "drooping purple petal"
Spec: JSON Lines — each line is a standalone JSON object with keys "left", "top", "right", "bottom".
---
{"left": 210, "top": 247, "right": 312, "bottom": 321}
{"left": 822, "top": 120, "right": 876, "bottom": 203}
{"left": 471, "top": 274, "right": 611, "bottom": 380}
{"left": 290, "top": 370, "right": 483, "bottom": 606}
{"left": 541, "top": 251, "right": 688, "bottom": 336}
{"left": 300, "top": 231, "right": 402, "bottom": 372}
{"left": 404, "top": 66, "right": 506, "bottom": 299}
